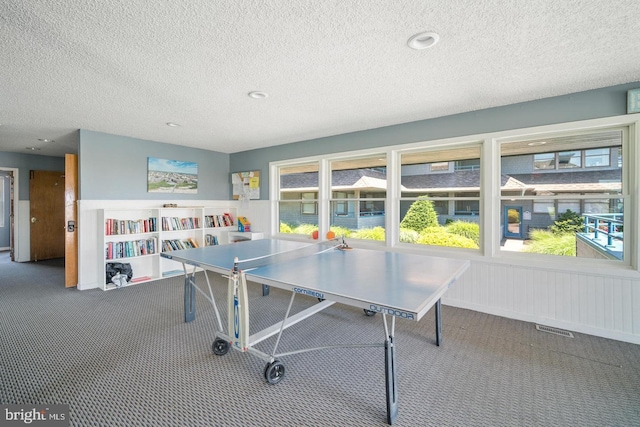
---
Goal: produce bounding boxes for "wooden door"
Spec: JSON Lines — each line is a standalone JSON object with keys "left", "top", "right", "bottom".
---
{"left": 65, "top": 155, "right": 78, "bottom": 287}
{"left": 30, "top": 170, "right": 65, "bottom": 261}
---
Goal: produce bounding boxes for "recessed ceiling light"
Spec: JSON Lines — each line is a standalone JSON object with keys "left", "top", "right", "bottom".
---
{"left": 38, "top": 138, "right": 54, "bottom": 143}
{"left": 26, "top": 147, "right": 41, "bottom": 151}
{"left": 166, "top": 122, "right": 181, "bottom": 127}
{"left": 248, "top": 91, "right": 268, "bottom": 99}
{"left": 407, "top": 31, "right": 440, "bottom": 50}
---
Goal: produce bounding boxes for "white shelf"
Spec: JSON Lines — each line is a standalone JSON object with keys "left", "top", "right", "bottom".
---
{"left": 228, "top": 231, "right": 264, "bottom": 243}
{"left": 99, "top": 206, "right": 236, "bottom": 290}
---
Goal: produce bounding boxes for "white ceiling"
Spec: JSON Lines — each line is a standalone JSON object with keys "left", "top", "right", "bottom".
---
{"left": 2, "top": 0, "right": 640, "bottom": 158}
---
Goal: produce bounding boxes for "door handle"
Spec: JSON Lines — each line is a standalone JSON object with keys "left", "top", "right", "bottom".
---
{"left": 31, "top": 217, "right": 37, "bottom": 223}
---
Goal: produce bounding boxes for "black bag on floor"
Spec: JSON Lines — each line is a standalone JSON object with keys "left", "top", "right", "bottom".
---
{"left": 106, "top": 262, "right": 133, "bottom": 286}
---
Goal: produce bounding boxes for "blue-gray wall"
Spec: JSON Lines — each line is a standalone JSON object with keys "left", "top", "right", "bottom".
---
{"left": 0, "top": 152, "right": 66, "bottom": 200}
{"left": 79, "top": 130, "right": 230, "bottom": 200}
{"left": 230, "top": 82, "right": 640, "bottom": 199}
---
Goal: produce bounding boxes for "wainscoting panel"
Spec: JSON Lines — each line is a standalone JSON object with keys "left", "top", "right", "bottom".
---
{"left": 444, "top": 262, "right": 640, "bottom": 344}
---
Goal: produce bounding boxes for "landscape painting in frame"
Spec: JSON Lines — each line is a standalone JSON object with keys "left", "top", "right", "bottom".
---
{"left": 147, "top": 157, "right": 198, "bottom": 194}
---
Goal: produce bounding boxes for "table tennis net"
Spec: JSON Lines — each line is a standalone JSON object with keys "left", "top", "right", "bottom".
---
{"left": 236, "top": 239, "right": 342, "bottom": 272}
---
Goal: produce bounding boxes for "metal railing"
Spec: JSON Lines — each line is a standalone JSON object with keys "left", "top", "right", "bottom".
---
{"left": 582, "top": 213, "right": 623, "bottom": 247}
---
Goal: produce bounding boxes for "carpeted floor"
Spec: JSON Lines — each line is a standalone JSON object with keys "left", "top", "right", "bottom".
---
{"left": 1, "top": 250, "right": 639, "bottom": 426}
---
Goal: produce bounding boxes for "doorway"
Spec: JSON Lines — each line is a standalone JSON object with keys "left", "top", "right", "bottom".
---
{"left": 504, "top": 206, "right": 523, "bottom": 239}
{"left": 30, "top": 170, "right": 65, "bottom": 261}
{"left": 0, "top": 168, "right": 17, "bottom": 261}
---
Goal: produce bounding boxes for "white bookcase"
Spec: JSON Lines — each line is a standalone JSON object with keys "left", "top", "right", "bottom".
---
{"left": 99, "top": 206, "right": 236, "bottom": 290}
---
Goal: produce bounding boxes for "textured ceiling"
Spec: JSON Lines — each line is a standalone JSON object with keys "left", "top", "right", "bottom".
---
{"left": 1, "top": 0, "right": 640, "bottom": 158}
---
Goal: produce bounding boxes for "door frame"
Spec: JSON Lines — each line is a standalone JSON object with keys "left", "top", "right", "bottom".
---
{"left": 65, "top": 154, "right": 78, "bottom": 287}
{"left": 504, "top": 206, "right": 523, "bottom": 239}
{"left": 0, "top": 167, "right": 19, "bottom": 260}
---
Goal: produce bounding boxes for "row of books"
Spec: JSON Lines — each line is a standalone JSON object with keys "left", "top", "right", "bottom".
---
{"left": 204, "top": 213, "right": 234, "bottom": 228}
{"left": 105, "top": 238, "right": 158, "bottom": 260}
{"left": 162, "top": 238, "right": 199, "bottom": 252}
{"left": 162, "top": 217, "right": 201, "bottom": 231}
{"left": 105, "top": 218, "right": 157, "bottom": 235}
{"left": 204, "top": 234, "right": 219, "bottom": 246}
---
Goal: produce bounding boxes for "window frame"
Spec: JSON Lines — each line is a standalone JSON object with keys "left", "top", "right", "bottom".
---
{"left": 269, "top": 116, "right": 639, "bottom": 273}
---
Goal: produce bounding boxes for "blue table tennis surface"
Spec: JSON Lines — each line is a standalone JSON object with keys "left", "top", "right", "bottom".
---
{"left": 162, "top": 239, "right": 470, "bottom": 321}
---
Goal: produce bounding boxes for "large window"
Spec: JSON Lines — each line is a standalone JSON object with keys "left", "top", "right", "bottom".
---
{"left": 277, "top": 163, "right": 319, "bottom": 235}
{"left": 271, "top": 121, "right": 634, "bottom": 268}
{"left": 330, "top": 156, "right": 386, "bottom": 241}
{"left": 399, "top": 145, "right": 481, "bottom": 250}
{"left": 500, "top": 129, "right": 625, "bottom": 261}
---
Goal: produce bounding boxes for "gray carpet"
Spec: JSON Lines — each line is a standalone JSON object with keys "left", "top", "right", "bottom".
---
{"left": 1, "top": 250, "right": 639, "bottom": 426}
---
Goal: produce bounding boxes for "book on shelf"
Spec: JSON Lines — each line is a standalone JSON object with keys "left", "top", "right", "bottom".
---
{"left": 131, "top": 276, "right": 152, "bottom": 283}
{"left": 162, "top": 216, "right": 201, "bottom": 231}
{"left": 106, "top": 217, "right": 157, "bottom": 235}
{"left": 204, "top": 214, "right": 234, "bottom": 228}
{"left": 162, "top": 238, "right": 199, "bottom": 251}
{"left": 204, "top": 234, "right": 219, "bottom": 246}
{"left": 105, "top": 237, "right": 157, "bottom": 260}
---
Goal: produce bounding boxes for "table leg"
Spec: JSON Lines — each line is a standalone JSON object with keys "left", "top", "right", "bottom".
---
{"left": 184, "top": 273, "right": 196, "bottom": 323}
{"left": 435, "top": 298, "right": 442, "bottom": 346}
{"left": 385, "top": 336, "right": 398, "bottom": 424}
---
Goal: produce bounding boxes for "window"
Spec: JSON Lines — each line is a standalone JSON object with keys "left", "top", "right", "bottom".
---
{"left": 429, "top": 161, "right": 449, "bottom": 172}
{"left": 277, "top": 163, "right": 319, "bottom": 235}
{"left": 500, "top": 129, "right": 625, "bottom": 261}
{"left": 301, "top": 192, "right": 317, "bottom": 215}
{"left": 271, "top": 122, "right": 633, "bottom": 267}
{"left": 534, "top": 153, "right": 556, "bottom": 170}
{"left": 333, "top": 191, "right": 351, "bottom": 215}
{"left": 330, "top": 156, "right": 386, "bottom": 241}
{"left": 400, "top": 145, "right": 481, "bottom": 250}
{"left": 455, "top": 159, "right": 480, "bottom": 171}
{"left": 585, "top": 148, "right": 611, "bottom": 167}
{"left": 558, "top": 151, "right": 581, "bottom": 169}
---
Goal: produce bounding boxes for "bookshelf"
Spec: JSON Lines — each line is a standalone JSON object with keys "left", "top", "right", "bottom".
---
{"left": 99, "top": 206, "right": 236, "bottom": 290}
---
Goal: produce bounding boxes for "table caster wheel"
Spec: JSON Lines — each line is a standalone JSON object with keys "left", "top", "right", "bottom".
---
{"left": 212, "top": 338, "right": 229, "bottom": 355}
{"left": 264, "top": 360, "right": 285, "bottom": 384}
{"left": 363, "top": 309, "right": 376, "bottom": 316}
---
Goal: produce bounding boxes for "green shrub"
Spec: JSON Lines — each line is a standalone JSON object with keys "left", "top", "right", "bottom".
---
{"left": 400, "top": 197, "right": 439, "bottom": 232}
{"left": 329, "top": 226, "right": 352, "bottom": 238}
{"left": 351, "top": 226, "right": 385, "bottom": 241}
{"left": 524, "top": 229, "right": 576, "bottom": 256}
{"left": 445, "top": 221, "right": 480, "bottom": 245}
{"left": 416, "top": 228, "right": 478, "bottom": 249}
{"left": 399, "top": 228, "right": 420, "bottom": 243}
{"left": 550, "top": 209, "right": 583, "bottom": 234}
{"left": 280, "top": 222, "right": 293, "bottom": 233}
{"left": 508, "top": 209, "right": 520, "bottom": 224}
{"left": 292, "top": 224, "right": 318, "bottom": 235}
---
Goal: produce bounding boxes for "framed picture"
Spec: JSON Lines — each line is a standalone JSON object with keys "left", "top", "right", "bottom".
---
{"left": 147, "top": 157, "right": 198, "bottom": 194}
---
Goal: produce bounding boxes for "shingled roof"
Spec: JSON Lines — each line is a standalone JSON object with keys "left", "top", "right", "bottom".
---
{"left": 281, "top": 168, "right": 621, "bottom": 194}
{"left": 280, "top": 169, "right": 388, "bottom": 191}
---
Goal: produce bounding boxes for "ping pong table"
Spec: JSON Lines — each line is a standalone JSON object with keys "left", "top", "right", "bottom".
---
{"left": 161, "top": 238, "right": 469, "bottom": 424}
